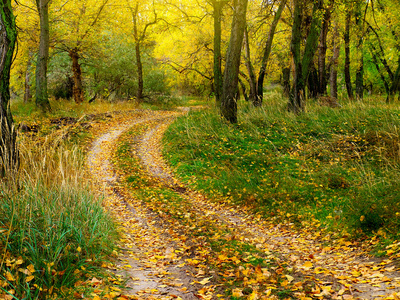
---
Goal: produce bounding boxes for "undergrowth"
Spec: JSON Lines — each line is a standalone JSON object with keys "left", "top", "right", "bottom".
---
{"left": 0, "top": 98, "right": 123, "bottom": 299}
{"left": 163, "top": 94, "right": 400, "bottom": 253}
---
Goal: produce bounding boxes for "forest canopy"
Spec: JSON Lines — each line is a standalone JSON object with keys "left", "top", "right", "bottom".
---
{"left": 10, "top": 0, "right": 400, "bottom": 113}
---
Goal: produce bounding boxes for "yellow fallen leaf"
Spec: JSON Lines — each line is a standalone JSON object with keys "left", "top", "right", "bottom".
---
{"left": 5, "top": 272, "right": 14, "bottom": 282}
{"left": 285, "top": 275, "right": 294, "bottom": 283}
{"left": 27, "top": 264, "right": 35, "bottom": 274}
{"left": 199, "top": 277, "right": 211, "bottom": 285}
{"left": 26, "top": 275, "right": 35, "bottom": 283}
{"left": 248, "top": 291, "right": 259, "bottom": 300}
{"left": 303, "top": 261, "right": 313, "bottom": 269}
{"left": 232, "top": 288, "right": 243, "bottom": 297}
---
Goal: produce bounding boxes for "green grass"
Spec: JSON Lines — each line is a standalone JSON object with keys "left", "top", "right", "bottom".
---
{"left": 112, "top": 121, "right": 303, "bottom": 299}
{"left": 0, "top": 98, "right": 121, "bottom": 299}
{"left": 163, "top": 94, "right": 400, "bottom": 248}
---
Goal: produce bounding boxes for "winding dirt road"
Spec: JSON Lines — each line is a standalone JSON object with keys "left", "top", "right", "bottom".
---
{"left": 87, "top": 109, "right": 400, "bottom": 300}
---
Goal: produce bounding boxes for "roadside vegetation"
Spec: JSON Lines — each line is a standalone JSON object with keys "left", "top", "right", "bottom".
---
{"left": 0, "top": 99, "right": 138, "bottom": 299}
{"left": 164, "top": 91, "right": 400, "bottom": 256}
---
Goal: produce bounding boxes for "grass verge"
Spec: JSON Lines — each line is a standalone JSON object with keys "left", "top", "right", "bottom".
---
{"left": 0, "top": 99, "right": 123, "bottom": 299}
{"left": 163, "top": 94, "right": 400, "bottom": 255}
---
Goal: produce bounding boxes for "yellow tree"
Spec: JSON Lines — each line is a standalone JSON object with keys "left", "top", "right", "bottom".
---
{"left": 124, "top": 0, "right": 160, "bottom": 102}
{"left": 52, "top": 0, "right": 111, "bottom": 103}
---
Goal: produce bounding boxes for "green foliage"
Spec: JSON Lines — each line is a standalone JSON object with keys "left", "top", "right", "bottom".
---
{"left": 0, "top": 185, "right": 116, "bottom": 298}
{"left": 164, "top": 95, "right": 400, "bottom": 242}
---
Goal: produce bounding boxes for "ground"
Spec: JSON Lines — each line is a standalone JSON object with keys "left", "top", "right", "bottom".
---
{"left": 86, "top": 109, "right": 400, "bottom": 300}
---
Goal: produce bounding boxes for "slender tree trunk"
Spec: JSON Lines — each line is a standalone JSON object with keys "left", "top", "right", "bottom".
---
{"left": 35, "top": 0, "right": 51, "bottom": 111}
{"left": 69, "top": 49, "right": 84, "bottom": 103}
{"left": 289, "top": 0, "right": 323, "bottom": 113}
{"left": 213, "top": 1, "right": 223, "bottom": 104}
{"left": 243, "top": 26, "right": 257, "bottom": 105}
{"left": 330, "top": 23, "right": 340, "bottom": 99}
{"left": 282, "top": 67, "right": 290, "bottom": 97}
{"left": 0, "top": 0, "right": 18, "bottom": 178}
{"left": 355, "top": 0, "right": 364, "bottom": 100}
{"left": 344, "top": 9, "right": 354, "bottom": 100}
{"left": 133, "top": 2, "right": 144, "bottom": 102}
{"left": 355, "top": 56, "right": 364, "bottom": 100}
{"left": 256, "top": 0, "right": 286, "bottom": 105}
{"left": 308, "top": 64, "right": 319, "bottom": 99}
{"left": 288, "top": 0, "right": 304, "bottom": 113}
{"left": 317, "top": 1, "right": 332, "bottom": 96}
{"left": 24, "top": 55, "right": 32, "bottom": 103}
{"left": 221, "top": 0, "right": 248, "bottom": 123}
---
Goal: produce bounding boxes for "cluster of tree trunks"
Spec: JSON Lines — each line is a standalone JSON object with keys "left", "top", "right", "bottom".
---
{"left": 0, "top": 0, "right": 18, "bottom": 177}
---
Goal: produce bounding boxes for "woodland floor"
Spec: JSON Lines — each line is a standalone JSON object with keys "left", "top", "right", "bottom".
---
{"left": 87, "top": 109, "right": 400, "bottom": 300}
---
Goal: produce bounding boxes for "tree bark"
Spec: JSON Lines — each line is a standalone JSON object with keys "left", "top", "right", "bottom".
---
{"left": 344, "top": 8, "right": 354, "bottom": 100}
{"left": 213, "top": 1, "right": 223, "bottom": 104}
{"left": 355, "top": 0, "right": 364, "bottom": 100}
{"left": 243, "top": 26, "right": 257, "bottom": 105}
{"left": 256, "top": 0, "right": 287, "bottom": 106}
{"left": 288, "top": 0, "right": 323, "bottom": 113}
{"left": 288, "top": 0, "right": 304, "bottom": 113}
{"left": 330, "top": 23, "right": 340, "bottom": 99}
{"left": 307, "top": 64, "right": 319, "bottom": 99}
{"left": 221, "top": 0, "right": 248, "bottom": 123}
{"left": 133, "top": 2, "right": 144, "bottom": 102}
{"left": 317, "top": 0, "right": 332, "bottom": 96}
{"left": 35, "top": 0, "right": 51, "bottom": 111}
{"left": 24, "top": 54, "right": 32, "bottom": 103}
{"left": 0, "top": 0, "right": 18, "bottom": 178}
{"left": 282, "top": 67, "right": 290, "bottom": 97}
{"left": 69, "top": 49, "right": 84, "bottom": 103}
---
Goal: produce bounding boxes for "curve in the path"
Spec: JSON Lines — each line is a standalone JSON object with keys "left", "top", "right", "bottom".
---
{"left": 138, "top": 115, "right": 400, "bottom": 300}
{"left": 88, "top": 111, "right": 199, "bottom": 300}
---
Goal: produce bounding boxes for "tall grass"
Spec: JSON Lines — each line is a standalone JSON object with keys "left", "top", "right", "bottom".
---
{"left": 164, "top": 94, "right": 400, "bottom": 247}
{"left": 1, "top": 102, "right": 118, "bottom": 299}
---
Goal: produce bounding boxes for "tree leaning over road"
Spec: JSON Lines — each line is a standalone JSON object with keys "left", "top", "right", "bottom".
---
{"left": 0, "top": 0, "right": 18, "bottom": 177}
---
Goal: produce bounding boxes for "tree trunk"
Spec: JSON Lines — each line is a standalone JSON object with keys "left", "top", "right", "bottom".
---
{"left": 355, "top": 0, "right": 364, "bottom": 100}
{"left": 282, "top": 67, "right": 290, "bottom": 97}
{"left": 317, "top": 0, "right": 332, "bottom": 96}
{"left": 69, "top": 49, "right": 84, "bottom": 103}
{"left": 308, "top": 64, "right": 319, "bottom": 99}
{"left": 288, "top": 0, "right": 304, "bottom": 113}
{"left": 221, "top": 0, "right": 248, "bottom": 123}
{"left": 24, "top": 55, "right": 32, "bottom": 103}
{"left": 35, "top": 0, "right": 51, "bottom": 111}
{"left": 243, "top": 26, "right": 257, "bottom": 105}
{"left": 133, "top": 2, "right": 144, "bottom": 102}
{"left": 0, "top": 0, "right": 18, "bottom": 178}
{"left": 213, "top": 1, "right": 223, "bottom": 104}
{"left": 256, "top": 0, "right": 286, "bottom": 105}
{"left": 289, "top": 0, "right": 323, "bottom": 113}
{"left": 344, "top": 9, "right": 354, "bottom": 100}
{"left": 330, "top": 23, "right": 340, "bottom": 99}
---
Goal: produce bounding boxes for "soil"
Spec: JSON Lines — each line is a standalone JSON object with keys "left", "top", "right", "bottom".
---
{"left": 87, "top": 109, "right": 400, "bottom": 300}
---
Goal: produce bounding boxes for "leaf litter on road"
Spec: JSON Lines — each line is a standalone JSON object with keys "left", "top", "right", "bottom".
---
{"left": 86, "top": 109, "right": 400, "bottom": 300}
